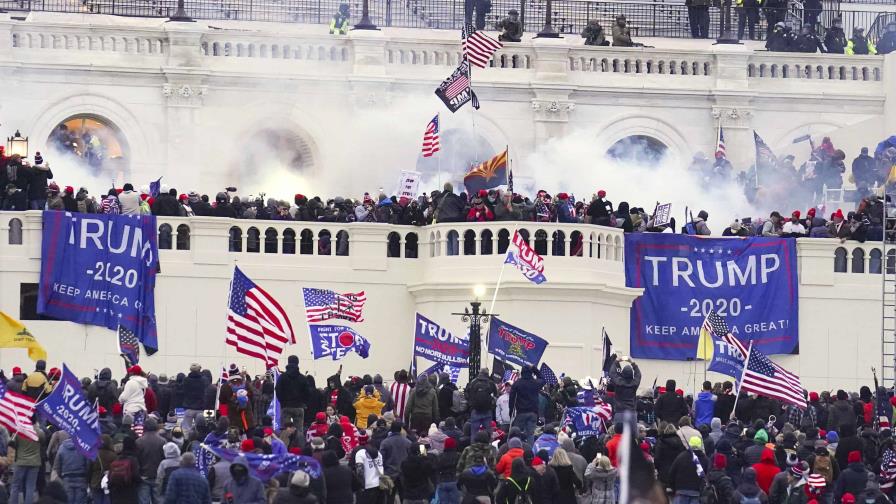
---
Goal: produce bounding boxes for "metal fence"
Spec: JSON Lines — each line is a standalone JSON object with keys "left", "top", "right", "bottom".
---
{"left": 0, "top": 0, "right": 891, "bottom": 42}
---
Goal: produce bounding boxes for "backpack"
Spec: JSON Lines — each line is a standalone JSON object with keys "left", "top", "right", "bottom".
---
{"left": 507, "top": 477, "right": 532, "bottom": 504}
{"left": 160, "top": 465, "right": 178, "bottom": 494}
{"left": 108, "top": 458, "right": 136, "bottom": 488}
{"left": 700, "top": 477, "right": 719, "bottom": 504}
{"left": 813, "top": 454, "right": 833, "bottom": 483}
{"left": 451, "top": 388, "right": 468, "bottom": 413}
{"left": 467, "top": 379, "right": 494, "bottom": 412}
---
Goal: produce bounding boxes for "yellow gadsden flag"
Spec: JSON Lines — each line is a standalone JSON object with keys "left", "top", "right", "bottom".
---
{"left": 0, "top": 311, "right": 47, "bottom": 361}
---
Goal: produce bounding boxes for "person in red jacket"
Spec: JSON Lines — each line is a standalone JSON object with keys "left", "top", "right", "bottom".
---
{"left": 605, "top": 422, "right": 624, "bottom": 467}
{"left": 496, "top": 437, "right": 525, "bottom": 477}
{"left": 751, "top": 447, "right": 781, "bottom": 494}
{"left": 466, "top": 192, "right": 495, "bottom": 222}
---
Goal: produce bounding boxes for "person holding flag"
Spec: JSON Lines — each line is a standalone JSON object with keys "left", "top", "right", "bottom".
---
{"left": 607, "top": 355, "right": 641, "bottom": 415}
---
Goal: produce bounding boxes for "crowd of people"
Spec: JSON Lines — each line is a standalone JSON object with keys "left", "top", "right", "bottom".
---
{"left": 3, "top": 137, "right": 896, "bottom": 250}
{"left": 3, "top": 355, "right": 896, "bottom": 504}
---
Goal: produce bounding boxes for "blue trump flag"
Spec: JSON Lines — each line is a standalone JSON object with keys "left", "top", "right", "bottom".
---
{"left": 709, "top": 337, "right": 746, "bottom": 380}
{"left": 309, "top": 325, "right": 370, "bottom": 360}
{"left": 148, "top": 177, "right": 162, "bottom": 198}
{"left": 35, "top": 364, "right": 101, "bottom": 459}
{"left": 624, "top": 234, "right": 798, "bottom": 360}
{"left": 414, "top": 313, "right": 469, "bottom": 368}
{"left": 37, "top": 212, "right": 160, "bottom": 353}
{"left": 504, "top": 230, "right": 547, "bottom": 284}
{"left": 201, "top": 443, "right": 322, "bottom": 481}
{"left": 487, "top": 317, "right": 548, "bottom": 368}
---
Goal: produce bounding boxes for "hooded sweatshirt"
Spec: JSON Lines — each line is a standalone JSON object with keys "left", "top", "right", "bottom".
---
{"left": 694, "top": 391, "right": 716, "bottom": 427}
{"left": 405, "top": 379, "right": 439, "bottom": 424}
{"left": 751, "top": 448, "right": 781, "bottom": 494}
{"left": 119, "top": 375, "right": 148, "bottom": 415}
{"left": 156, "top": 442, "right": 182, "bottom": 494}
{"left": 223, "top": 456, "right": 266, "bottom": 504}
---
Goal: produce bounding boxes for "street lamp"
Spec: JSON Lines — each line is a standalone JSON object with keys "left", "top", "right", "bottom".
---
{"left": 453, "top": 285, "right": 497, "bottom": 382}
{"left": 535, "top": 0, "right": 560, "bottom": 38}
{"left": 6, "top": 130, "right": 28, "bottom": 158}
{"left": 715, "top": 0, "right": 740, "bottom": 44}
{"left": 169, "top": 0, "right": 193, "bottom": 22}
{"left": 353, "top": 0, "right": 378, "bottom": 30}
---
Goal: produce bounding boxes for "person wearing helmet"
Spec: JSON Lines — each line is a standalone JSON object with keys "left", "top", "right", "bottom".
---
{"left": 795, "top": 24, "right": 824, "bottom": 53}
{"left": 846, "top": 26, "right": 877, "bottom": 55}
{"left": 496, "top": 9, "right": 522, "bottom": 42}
{"left": 581, "top": 19, "right": 609, "bottom": 46}
{"left": 329, "top": 3, "right": 349, "bottom": 35}
{"left": 212, "top": 192, "right": 237, "bottom": 218}
{"left": 766, "top": 21, "right": 790, "bottom": 52}
{"left": 877, "top": 21, "right": 896, "bottom": 54}
{"left": 824, "top": 17, "right": 847, "bottom": 53}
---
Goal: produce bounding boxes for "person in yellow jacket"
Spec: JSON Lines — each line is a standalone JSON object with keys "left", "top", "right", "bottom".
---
{"left": 24, "top": 360, "right": 51, "bottom": 400}
{"left": 329, "top": 3, "right": 350, "bottom": 35}
{"left": 353, "top": 385, "right": 385, "bottom": 429}
{"left": 846, "top": 27, "right": 877, "bottom": 55}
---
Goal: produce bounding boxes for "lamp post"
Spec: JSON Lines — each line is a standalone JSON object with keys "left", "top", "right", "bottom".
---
{"left": 6, "top": 130, "right": 28, "bottom": 158}
{"left": 715, "top": 0, "right": 740, "bottom": 44}
{"left": 169, "top": 0, "right": 193, "bottom": 22}
{"left": 535, "top": 0, "right": 560, "bottom": 38}
{"left": 453, "top": 285, "right": 496, "bottom": 382}
{"left": 354, "top": 0, "right": 378, "bottom": 30}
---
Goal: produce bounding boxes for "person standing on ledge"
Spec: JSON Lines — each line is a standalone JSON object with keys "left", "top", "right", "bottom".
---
{"left": 496, "top": 9, "right": 522, "bottom": 42}
{"left": 329, "top": 3, "right": 350, "bottom": 35}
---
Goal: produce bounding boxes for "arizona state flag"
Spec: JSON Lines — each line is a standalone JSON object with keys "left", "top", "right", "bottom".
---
{"left": 0, "top": 311, "right": 47, "bottom": 361}
{"left": 463, "top": 149, "right": 508, "bottom": 194}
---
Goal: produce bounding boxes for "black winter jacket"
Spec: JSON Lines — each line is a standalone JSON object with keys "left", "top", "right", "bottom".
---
{"left": 182, "top": 371, "right": 207, "bottom": 410}
{"left": 276, "top": 369, "right": 310, "bottom": 408}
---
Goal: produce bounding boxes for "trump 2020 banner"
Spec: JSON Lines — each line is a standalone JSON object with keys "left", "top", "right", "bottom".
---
{"left": 37, "top": 212, "right": 160, "bottom": 353}
{"left": 414, "top": 313, "right": 469, "bottom": 368}
{"left": 505, "top": 231, "right": 547, "bottom": 284}
{"left": 625, "top": 234, "right": 798, "bottom": 360}
{"left": 487, "top": 317, "right": 548, "bottom": 368}
{"left": 36, "top": 364, "right": 101, "bottom": 459}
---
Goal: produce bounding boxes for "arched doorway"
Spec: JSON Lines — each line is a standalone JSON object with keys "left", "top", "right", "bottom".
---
{"left": 46, "top": 114, "right": 130, "bottom": 179}
{"left": 605, "top": 135, "right": 669, "bottom": 167}
{"left": 232, "top": 128, "right": 315, "bottom": 198}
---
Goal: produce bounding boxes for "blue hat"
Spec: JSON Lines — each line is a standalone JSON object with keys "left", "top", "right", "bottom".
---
{"left": 826, "top": 431, "right": 839, "bottom": 443}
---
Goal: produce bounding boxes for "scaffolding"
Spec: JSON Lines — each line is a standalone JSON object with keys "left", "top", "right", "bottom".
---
{"left": 883, "top": 190, "right": 896, "bottom": 387}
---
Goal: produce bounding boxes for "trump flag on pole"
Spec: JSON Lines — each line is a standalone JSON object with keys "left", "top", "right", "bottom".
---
{"left": 504, "top": 230, "right": 547, "bottom": 284}
{"left": 36, "top": 364, "right": 101, "bottom": 459}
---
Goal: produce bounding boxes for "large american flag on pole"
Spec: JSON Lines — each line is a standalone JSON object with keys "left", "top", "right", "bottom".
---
{"left": 716, "top": 126, "right": 727, "bottom": 158}
{"left": 226, "top": 266, "right": 296, "bottom": 369}
{"left": 421, "top": 115, "right": 440, "bottom": 158}
{"left": 740, "top": 344, "right": 806, "bottom": 409}
{"left": 302, "top": 288, "right": 366, "bottom": 323}
{"left": 462, "top": 22, "right": 502, "bottom": 68}
{"left": 0, "top": 382, "right": 38, "bottom": 441}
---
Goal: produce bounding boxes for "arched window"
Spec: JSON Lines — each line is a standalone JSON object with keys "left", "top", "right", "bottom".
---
{"left": 446, "top": 230, "right": 460, "bottom": 256}
{"left": 480, "top": 229, "right": 493, "bottom": 255}
{"left": 158, "top": 224, "right": 172, "bottom": 250}
{"left": 851, "top": 248, "right": 865, "bottom": 273}
{"left": 264, "top": 228, "right": 278, "bottom": 254}
{"left": 606, "top": 135, "right": 669, "bottom": 167}
{"left": 387, "top": 232, "right": 401, "bottom": 258}
{"left": 888, "top": 250, "right": 896, "bottom": 275}
{"left": 870, "top": 248, "right": 882, "bottom": 274}
{"left": 497, "top": 229, "right": 510, "bottom": 254}
{"left": 834, "top": 247, "right": 847, "bottom": 272}
{"left": 570, "top": 231, "right": 583, "bottom": 257}
{"left": 229, "top": 226, "right": 242, "bottom": 252}
{"left": 517, "top": 228, "right": 531, "bottom": 246}
{"left": 300, "top": 229, "right": 313, "bottom": 255}
{"left": 463, "top": 230, "right": 476, "bottom": 256}
{"left": 534, "top": 230, "right": 548, "bottom": 256}
{"left": 552, "top": 230, "right": 566, "bottom": 256}
{"left": 246, "top": 227, "right": 260, "bottom": 253}
{"left": 176, "top": 224, "right": 190, "bottom": 250}
{"left": 335, "top": 230, "right": 349, "bottom": 256}
{"left": 405, "top": 232, "right": 418, "bottom": 258}
{"left": 47, "top": 114, "right": 131, "bottom": 179}
{"left": 8, "top": 218, "right": 22, "bottom": 245}
{"left": 282, "top": 229, "right": 296, "bottom": 254}
{"left": 318, "top": 230, "right": 332, "bottom": 255}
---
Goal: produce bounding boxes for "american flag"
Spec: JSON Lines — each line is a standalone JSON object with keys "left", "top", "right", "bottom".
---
{"left": 697, "top": 310, "right": 744, "bottom": 359}
{"left": 118, "top": 325, "right": 140, "bottom": 366}
{"left": 226, "top": 267, "right": 296, "bottom": 369}
{"left": 446, "top": 71, "right": 471, "bottom": 98}
{"left": 220, "top": 365, "right": 229, "bottom": 385}
{"left": 0, "top": 382, "right": 37, "bottom": 441}
{"left": 716, "top": 126, "right": 727, "bottom": 158}
{"left": 539, "top": 362, "right": 559, "bottom": 386}
{"left": 881, "top": 448, "right": 896, "bottom": 491}
{"left": 501, "top": 369, "right": 520, "bottom": 394}
{"left": 302, "top": 288, "right": 366, "bottom": 323}
{"left": 131, "top": 410, "right": 145, "bottom": 437}
{"left": 741, "top": 344, "right": 806, "bottom": 409}
{"left": 421, "top": 115, "right": 440, "bottom": 158}
{"left": 462, "top": 22, "right": 502, "bottom": 68}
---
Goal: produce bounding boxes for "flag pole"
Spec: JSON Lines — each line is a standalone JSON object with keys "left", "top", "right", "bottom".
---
{"left": 483, "top": 220, "right": 520, "bottom": 365}
{"left": 437, "top": 113, "right": 442, "bottom": 188}
{"left": 729, "top": 340, "right": 753, "bottom": 421}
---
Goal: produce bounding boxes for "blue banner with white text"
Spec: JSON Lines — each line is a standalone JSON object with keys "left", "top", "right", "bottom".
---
{"left": 310, "top": 325, "right": 370, "bottom": 360}
{"left": 37, "top": 212, "right": 160, "bottom": 353}
{"left": 709, "top": 338, "right": 746, "bottom": 379}
{"left": 414, "top": 313, "right": 470, "bottom": 368}
{"left": 487, "top": 317, "right": 548, "bottom": 368}
{"left": 36, "top": 364, "right": 101, "bottom": 459}
{"left": 625, "top": 234, "right": 798, "bottom": 360}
